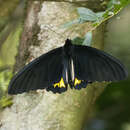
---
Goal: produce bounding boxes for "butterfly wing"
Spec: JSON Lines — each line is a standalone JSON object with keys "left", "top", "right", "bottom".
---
{"left": 8, "top": 47, "right": 65, "bottom": 94}
{"left": 72, "top": 45, "right": 128, "bottom": 82}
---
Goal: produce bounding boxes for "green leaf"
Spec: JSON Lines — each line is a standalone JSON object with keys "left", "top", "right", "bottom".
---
{"left": 72, "top": 37, "right": 84, "bottom": 45}
{"left": 107, "top": 0, "right": 120, "bottom": 8}
{"left": 96, "top": 12, "right": 105, "bottom": 19}
{"left": 62, "top": 19, "right": 80, "bottom": 28}
{"left": 62, "top": 8, "right": 106, "bottom": 28}
{"left": 63, "top": 1, "right": 130, "bottom": 29}
{"left": 77, "top": 7, "right": 98, "bottom": 22}
{"left": 72, "top": 32, "right": 92, "bottom": 46}
{"left": 82, "top": 32, "right": 92, "bottom": 46}
{"left": 0, "top": 96, "right": 13, "bottom": 108}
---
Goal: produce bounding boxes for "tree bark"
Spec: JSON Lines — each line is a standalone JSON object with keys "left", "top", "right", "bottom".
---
{"left": 0, "top": 1, "right": 108, "bottom": 130}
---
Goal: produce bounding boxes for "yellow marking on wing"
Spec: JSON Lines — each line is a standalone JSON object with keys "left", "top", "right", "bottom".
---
{"left": 74, "top": 78, "right": 81, "bottom": 86}
{"left": 54, "top": 78, "right": 66, "bottom": 88}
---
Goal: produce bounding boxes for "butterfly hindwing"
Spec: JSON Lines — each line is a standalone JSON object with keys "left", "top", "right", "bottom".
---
{"left": 8, "top": 47, "right": 67, "bottom": 94}
{"left": 72, "top": 45, "right": 128, "bottom": 82}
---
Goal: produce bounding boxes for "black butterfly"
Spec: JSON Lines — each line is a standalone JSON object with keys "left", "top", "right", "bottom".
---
{"left": 8, "top": 39, "right": 128, "bottom": 94}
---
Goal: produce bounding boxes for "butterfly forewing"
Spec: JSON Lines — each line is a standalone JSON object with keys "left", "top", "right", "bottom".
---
{"left": 8, "top": 48, "right": 63, "bottom": 94}
{"left": 72, "top": 45, "right": 128, "bottom": 82}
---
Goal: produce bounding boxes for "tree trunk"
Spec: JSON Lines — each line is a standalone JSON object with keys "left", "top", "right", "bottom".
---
{"left": 0, "top": 0, "right": 108, "bottom": 130}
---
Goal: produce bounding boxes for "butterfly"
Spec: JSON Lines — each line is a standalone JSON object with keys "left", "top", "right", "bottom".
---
{"left": 8, "top": 39, "right": 128, "bottom": 94}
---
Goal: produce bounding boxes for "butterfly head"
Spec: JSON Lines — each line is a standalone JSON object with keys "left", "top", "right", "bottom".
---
{"left": 63, "top": 39, "right": 73, "bottom": 56}
{"left": 65, "top": 39, "right": 72, "bottom": 44}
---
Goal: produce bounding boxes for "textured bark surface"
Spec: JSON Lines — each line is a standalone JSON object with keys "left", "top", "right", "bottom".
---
{"left": 41, "top": 0, "right": 107, "bottom": 11}
{"left": 0, "top": 1, "right": 108, "bottom": 130}
{"left": 14, "top": 1, "right": 41, "bottom": 72}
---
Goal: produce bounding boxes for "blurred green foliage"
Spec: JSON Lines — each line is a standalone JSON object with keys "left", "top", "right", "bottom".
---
{"left": 0, "top": 24, "right": 22, "bottom": 66}
{"left": 0, "top": 70, "right": 13, "bottom": 108}
{"left": 0, "top": 23, "right": 23, "bottom": 109}
{"left": 0, "top": 70, "right": 12, "bottom": 93}
{"left": 0, "top": 0, "right": 19, "bottom": 30}
{"left": 72, "top": 31, "right": 92, "bottom": 46}
{"left": 95, "top": 80, "right": 130, "bottom": 130}
{"left": 0, "top": 1, "right": 24, "bottom": 109}
{"left": 0, "top": 96, "right": 13, "bottom": 108}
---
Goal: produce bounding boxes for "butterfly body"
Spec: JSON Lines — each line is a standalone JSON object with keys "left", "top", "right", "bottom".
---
{"left": 46, "top": 39, "right": 88, "bottom": 93}
{"left": 8, "top": 39, "right": 128, "bottom": 94}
